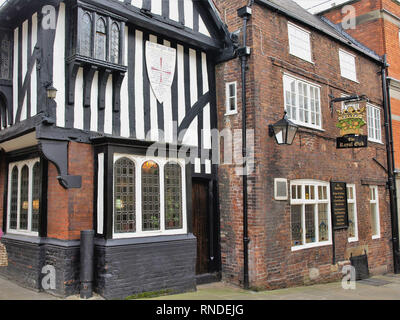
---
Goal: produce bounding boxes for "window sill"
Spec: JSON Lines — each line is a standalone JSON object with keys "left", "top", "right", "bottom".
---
{"left": 341, "top": 76, "right": 359, "bottom": 84}
{"left": 372, "top": 235, "right": 381, "bottom": 240}
{"left": 348, "top": 237, "right": 358, "bottom": 243}
{"left": 225, "top": 111, "right": 238, "bottom": 116}
{"left": 66, "top": 54, "right": 127, "bottom": 73}
{"left": 291, "top": 240, "right": 332, "bottom": 252}
{"left": 112, "top": 228, "right": 187, "bottom": 239}
{"left": 368, "top": 138, "right": 384, "bottom": 145}
{"left": 289, "top": 53, "right": 314, "bottom": 65}
{"left": 292, "top": 121, "right": 325, "bottom": 132}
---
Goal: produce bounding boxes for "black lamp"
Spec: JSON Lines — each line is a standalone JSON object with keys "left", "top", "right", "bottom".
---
{"left": 269, "top": 111, "right": 298, "bottom": 145}
{"left": 46, "top": 85, "right": 58, "bottom": 100}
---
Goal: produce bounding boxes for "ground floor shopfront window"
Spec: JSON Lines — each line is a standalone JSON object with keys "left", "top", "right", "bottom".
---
{"left": 290, "top": 180, "right": 332, "bottom": 251}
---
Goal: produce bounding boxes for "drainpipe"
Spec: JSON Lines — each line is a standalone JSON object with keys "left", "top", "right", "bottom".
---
{"left": 80, "top": 230, "right": 95, "bottom": 299}
{"left": 381, "top": 54, "right": 400, "bottom": 273}
{"left": 237, "top": 3, "right": 252, "bottom": 290}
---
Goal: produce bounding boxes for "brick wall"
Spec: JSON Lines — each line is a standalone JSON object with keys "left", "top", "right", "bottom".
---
{"left": 215, "top": 1, "right": 392, "bottom": 290}
{"left": 47, "top": 141, "right": 94, "bottom": 240}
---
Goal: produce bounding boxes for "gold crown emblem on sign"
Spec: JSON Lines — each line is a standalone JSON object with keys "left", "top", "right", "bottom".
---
{"left": 336, "top": 106, "right": 367, "bottom": 136}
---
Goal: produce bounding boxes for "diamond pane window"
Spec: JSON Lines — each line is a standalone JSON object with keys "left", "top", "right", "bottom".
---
{"left": 32, "top": 162, "right": 41, "bottom": 232}
{"left": 19, "top": 165, "right": 29, "bottom": 230}
{"left": 80, "top": 13, "right": 92, "bottom": 57}
{"left": 110, "top": 23, "right": 120, "bottom": 64}
{"left": 0, "top": 34, "right": 11, "bottom": 80}
{"left": 95, "top": 18, "right": 107, "bottom": 61}
{"left": 318, "top": 203, "right": 328, "bottom": 241}
{"left": 291, "top": 205, "right": 302, "bottom": 247}
{"left": 164, "top": 162, "right": 183, "bottom": 230}
{"left": 142, "top": 161, "right": 160, "bottom": 231}
{"left": 114, "top": 158, "right": 136, "bottom": 234}
{"left": 9, "top": 166, "right": 18, "bottom": 230}
{"left": 305, "top": 204, "right": 315, "bottom": 243}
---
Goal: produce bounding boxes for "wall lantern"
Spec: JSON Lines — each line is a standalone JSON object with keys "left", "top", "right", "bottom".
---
{"left": 46, "top": 85, "right": 58, "bottom": 100}
{"left": 268, "top": 111, "right": 298, "bottom": 145}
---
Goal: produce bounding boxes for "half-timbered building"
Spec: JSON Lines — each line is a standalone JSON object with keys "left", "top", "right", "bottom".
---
{"left": 0, "top": 0, "right": 233, "bottom": 298}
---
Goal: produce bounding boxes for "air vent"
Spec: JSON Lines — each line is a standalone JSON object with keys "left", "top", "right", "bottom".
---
{"left": 274, "top": 178, "right": 288, "bottom": 200}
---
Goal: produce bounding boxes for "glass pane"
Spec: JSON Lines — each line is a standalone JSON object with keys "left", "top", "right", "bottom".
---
{"left": 347, "top": 186, "right": 353, "bottom": 200}
{"left": 291, "top": 205, "right": 302, "bottom": 246}
{"left": 9, "top": 166, "right": 18, "bottom": 230}
{"left": 305, "top": 204, "right": 315, "bottom": 243}
{"left": 110, "top": 23, "right": 120, "bottom": 64}
{"left": 348, "top": 203, "right": 356, "bottom": 238}
{"left": 371, "top": 203, "right": 378, "bottom": 236}
{"left": 164, "top": 162, "right": 183, "bottom": 230}
{"left": 142, "top": 161, "right": 160, "bottom": 231}
{"left": 114, "top": 158, "right": 136, "bottom": 233}
{"left": 291, "top": 185, "right": 296, "bottom": 200}
{"left": 80, "top": 13, "right": 92, "bottom": 57}
{"left": 19, "top": 165, "right": 29, "bottom": 230}
{"left": 318, "top": 203, "right": 329, "bottom": 241}
{"left": 0, "top": 34, "right": 11, "bottom": 80}
{"left": 95, "top": 18, "right": 106, "bottom": 61}
{"left": 32, "top": 162, "right": 41, "bottom": 232}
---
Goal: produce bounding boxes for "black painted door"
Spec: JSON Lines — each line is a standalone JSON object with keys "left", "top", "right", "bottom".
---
{"left": 192, "top": 180, "right": 210, "bottom": 275}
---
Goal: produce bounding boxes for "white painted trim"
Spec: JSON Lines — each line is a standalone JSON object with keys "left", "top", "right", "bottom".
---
{"left": 274, "top": 178, "right": 288, "bottom": 201}
{"left": 370, "top": 185, "right": 381, "bottom": 239}
{"left": 97, "top": 153, "right": 104, "bottom": 235}
{"left": 347, "top": 184, "right": 359, "bottom": 243}
{"left": 287, "top": 21, "right": 313, "bottom": 63}
{"left": 112, "top": 154, "right": 188, "bottom": 239}
{"left": 225, "top": 81, "right": 238, "bottom": 116}
{"left": 6, "top": 158, "right": 40, "bottom": 237}
{"left": 339, "top": 49, "right": 358, "bottom": 83}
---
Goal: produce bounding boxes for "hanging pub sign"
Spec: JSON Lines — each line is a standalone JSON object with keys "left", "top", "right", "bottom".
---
{"left": 330, "top": 181, "right": 349, "bottom": 230}
{"left": 336, "top": 105, "right": 368, "bottom": 149}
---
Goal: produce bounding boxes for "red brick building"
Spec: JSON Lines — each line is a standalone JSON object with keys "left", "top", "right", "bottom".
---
{"left": 214, "top": 0, "right": 394, "bottom": 289}
{"left": 318, "top": 0, "right": 400, "bottom": 273}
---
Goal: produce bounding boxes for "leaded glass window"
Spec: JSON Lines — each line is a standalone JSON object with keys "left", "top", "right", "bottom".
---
{"left": 95, "top": 18, "right": 107, "bottom": 61}
{"left": 19, "top": 165, "right": 29, "bottom": 230}
{"left": 142, "top": 161, "right": 160, "bottom": 231}
{"left": 164, "top": 162, "right": 183, "bottom": 230}
{"left": 114, "top": 158, "right": 136, "bottom": 233}
{"left": 7, "top": 159, "right": 42, "bottom": 235}
{"left": 290, "top": 181, "right": 330, "bottom": 249}
{"left": 80, "top": 12, "right": 92, "bottom": 57}
{"left": 110, "top": 23, "right": 120, "bottom": 64}
{"left": 9, "top": 166, "right": 18, "bottom": 230}
{"left": 32, "top": 162, "right": 41, "bottom": 232}
{"left": 0, "top": 33, "right": 11, "bottom": 80}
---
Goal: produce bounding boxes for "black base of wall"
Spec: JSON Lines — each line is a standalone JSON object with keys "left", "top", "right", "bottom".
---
{"left": 0, "top": 233, "right": 197, "bottom": 299}
{"left": 0, "top": 235, "right": 80, "bottom": 297}
{"left": 94, "top": 234, "right": 197, "bottom": 299}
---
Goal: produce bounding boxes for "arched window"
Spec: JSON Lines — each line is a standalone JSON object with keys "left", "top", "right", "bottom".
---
{"left": 0, "top": 33, "right": 11, "bottom": 80}
{"left": 9, "top": 166, "right": 18, "bottom": 230}
{"left": 142, "top": 161, "right": 160, "bottom": 231}
{"left": 164, "top": 162, "right": 183, "bottom": 230}
{"left": 31, "top": 162, "right": 41, "bottom": 232}
{"left": 114, "top": 157, "right": 136, "bottom": 233}
{"left": 19, "top": 165, "right": 29, "bottom": 230}
{"left": 95, "top": 17, "right": 107, "bottom": 61}
{"left": 110, "top": 23, "right": 120, "bottom": 64}
{"left": 0, "top": 93, "right": 7, "bottom": 129}
{"left": 80, "top": 12, "right": 92, "bottom": 57}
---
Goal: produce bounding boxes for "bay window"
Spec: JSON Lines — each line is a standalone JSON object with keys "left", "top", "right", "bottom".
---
{"left": 112, "top": 154, "right": 187, "bottom": 239}
{"left": 290, "top": 180, "right": 331, "bottom": 250}
{"left": 7, "top": 158, "right": 42, "bottom": 236}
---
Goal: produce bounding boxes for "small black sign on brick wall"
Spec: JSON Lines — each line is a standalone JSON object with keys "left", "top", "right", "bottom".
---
{"left": 350, "top": 253, "right": 369, "bottom": 281}
{"left": 330, "top": 181, "right": 349, "bottom": 230}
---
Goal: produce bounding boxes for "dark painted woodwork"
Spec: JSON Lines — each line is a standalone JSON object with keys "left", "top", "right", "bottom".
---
{"left": 192, "top": 179, "right": 209, "bottom": 275}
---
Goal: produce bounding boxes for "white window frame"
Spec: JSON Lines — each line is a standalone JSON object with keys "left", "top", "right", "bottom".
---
{"left": 225, "top": 81, "right": 238, "bottom": 115}
{"left": 339, "top": 49, "right": 358, "bottom": 82}
{"left": 112, "top": 154, "right": 187, "bottom": 239}
{"left": 370, "top": 185, "right": 381, "bottom": 239}
{"left": 367, "top": 103, "right": 382, "bottom": 143}
{"left": 347, "top": 184, "right": 358, "bottom": 242}
{"left": 6, "top": 158, "right": 40, "bottom": 237}
{"left": 290, "top": 180, "right": 332, "bottom": 251}
{"left": 274, "top": 178, "right": 288, "bottom": 201}
{"left": 288, "top": 22, "right": 313, "bottom": 63}
{"left": 283, "top": 74, "right": 322, "bottom": 130}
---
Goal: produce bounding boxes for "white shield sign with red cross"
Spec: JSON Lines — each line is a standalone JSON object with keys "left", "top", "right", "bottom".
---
{"left": 145, "top": 41, "right": 177, "bottom": 104}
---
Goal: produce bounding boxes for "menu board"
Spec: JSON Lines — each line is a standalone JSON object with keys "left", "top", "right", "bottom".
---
{"left": 330, "top": 182, "right": 349, "bottom": 230}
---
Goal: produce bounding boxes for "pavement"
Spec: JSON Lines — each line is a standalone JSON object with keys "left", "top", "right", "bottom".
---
{"left": 1, "top": 274, "right": 400, "bottom": 300}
